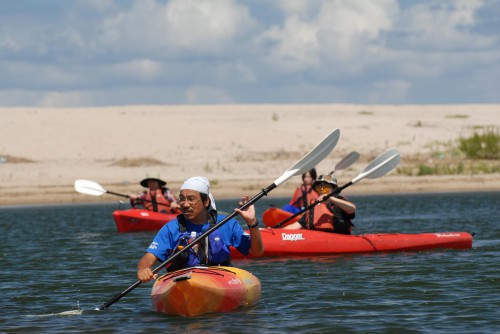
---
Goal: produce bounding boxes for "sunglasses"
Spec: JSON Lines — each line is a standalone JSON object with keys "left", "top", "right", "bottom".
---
{"left": 315, "top": 182, "right": 337, "bottom": 195}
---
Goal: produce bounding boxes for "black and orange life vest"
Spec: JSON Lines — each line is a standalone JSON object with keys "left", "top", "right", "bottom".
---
{"left": 143, "top": 190, "right": 172, "bottom": 213}
{"left": 300, "top": 197, "right": 355, "bottom": 234}
{"left": 290, "top": 185, "right": 319, "bottom": 209}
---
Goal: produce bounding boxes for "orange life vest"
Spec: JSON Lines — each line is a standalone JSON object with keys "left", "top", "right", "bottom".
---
{"left": 290, "top": 185, "right": 319, "bottom": 209}
{"left": 143, "top": 190, "right": 172, "bottom": 213}
{"left": 301, "top": 198, "right": 354, "bottom": 234}
{"left": 303, "top": 203, "right": 334, "bottom": 232}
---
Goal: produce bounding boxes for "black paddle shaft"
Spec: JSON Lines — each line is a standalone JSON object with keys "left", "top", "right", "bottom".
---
{"left": 97, "top": 183, "right": 276, "bottom": 310}
{"left": 273, "top": 181, "right": 353, "bottom": 228}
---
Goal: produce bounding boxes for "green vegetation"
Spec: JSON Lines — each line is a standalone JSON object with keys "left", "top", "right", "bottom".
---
{"left": 398, "top": 161, "right": 500, "bottom": 176}
{"left": 397, "top": 127, "right": 499, "bottom": 176}
{"left": 358, "top": 111, "right": 373, "bottom": 115}
{"left": 459, "top": 127, "right": 499, "bottom": 159}
{"left": 445, "top": 114, "right": 469, "bottom": 119}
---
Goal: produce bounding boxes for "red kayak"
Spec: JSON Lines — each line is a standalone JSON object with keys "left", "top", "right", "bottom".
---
{"left": 231, "top": 228, "right": 473, "bottom": 258}
{"left": 112, "top": 209, "right": 177, "bottom": 233}
{"left": 262, "top": 207, "right": 298, "bottom": 227}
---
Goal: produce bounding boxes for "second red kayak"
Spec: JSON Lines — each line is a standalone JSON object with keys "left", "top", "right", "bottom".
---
{"left": 112, "top": 209, "right": 177, "bottom": 233}
{"left": 231, "top": 228, "right": 473, "bottom": 258}
{"left": 262, "top": 207, "right": 298, "bottom": 227}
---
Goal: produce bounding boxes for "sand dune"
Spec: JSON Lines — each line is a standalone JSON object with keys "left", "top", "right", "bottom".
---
{"left": 1, "top": 104, "right": 499, "bottom": 206}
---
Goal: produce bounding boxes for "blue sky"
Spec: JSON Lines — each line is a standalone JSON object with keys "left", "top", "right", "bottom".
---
{"left": 1, "top": 0, "right": 499, "bottom": 107}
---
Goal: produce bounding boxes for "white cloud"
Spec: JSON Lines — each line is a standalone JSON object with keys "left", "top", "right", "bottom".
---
{"left": 260, "top": 15, "right": 320, "bottom": 71}
{"left": 274, "top": 0, "right": 320, "bottom": 17}
{"left": 315, "top": 0, "right": 397, "bottom": 66}
{"left": 113, "top": 59, "right": 164, "bottom": 81}
{"left": 96, "top": 0, "right": 169, "bottom": 56}
{"left": 40, "top": 91, "right": 90, "bottom": 107}
{"left": 0, "top": 0, "right": 498, "bottom": 106}
{"left": 369, "top": 80, "right": 410, "bottom": 103}
{"left": 184, "top": 85, "right": 233, "bottom": 104}
{"left": 260, "top": 0, "right": 397, "bottom": 72}
{"left": 397, "top": 0, "right": 497, "bottom": 50}
{"left": 164, "top": 0, "right": 256, "bottom": 53}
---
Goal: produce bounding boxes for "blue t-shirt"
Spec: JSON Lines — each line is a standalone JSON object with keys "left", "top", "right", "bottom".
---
{"left": 146, "top": 213, "right": 251, "bottom": 262}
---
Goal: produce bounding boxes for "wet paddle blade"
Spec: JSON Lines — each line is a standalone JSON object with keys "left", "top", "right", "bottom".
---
{"left": 273, "top": 128, "right": 340, "bottom": 186}
{"left": 74, "top": 179, "right": 107, "bottom": 196}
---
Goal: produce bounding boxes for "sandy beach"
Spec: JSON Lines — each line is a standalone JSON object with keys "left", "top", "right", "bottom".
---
{"left": 1, "top": 104, "right": 499, "bottom": 207}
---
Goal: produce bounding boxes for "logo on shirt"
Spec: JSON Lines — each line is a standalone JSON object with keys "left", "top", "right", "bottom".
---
{"left": 148, "top": 241, "right": 159, "bottom": 250}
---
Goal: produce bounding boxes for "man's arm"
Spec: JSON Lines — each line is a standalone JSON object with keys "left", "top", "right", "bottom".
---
{"left": 137, "top": 252, "right": 159, "bottom": 283}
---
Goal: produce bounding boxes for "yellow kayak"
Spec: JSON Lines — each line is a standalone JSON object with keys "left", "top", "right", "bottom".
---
{"left": 151, "top": 266, "right": 261, "bottom": 317}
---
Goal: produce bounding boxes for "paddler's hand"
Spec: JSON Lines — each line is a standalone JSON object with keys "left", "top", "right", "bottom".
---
{"left": 137, "top": 268, "right": 158, "bottom": 283}
{"left": 318, "top": 194, "right": 329, "bottom": 202}
{"left": 235, "top": 195, "right": 256, "bottom": 227}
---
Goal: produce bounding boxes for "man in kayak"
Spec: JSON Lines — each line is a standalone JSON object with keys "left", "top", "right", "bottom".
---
{"left": 282, "top": 168, "right": 319, "bottom": 214}
{"left": 137, "top": 176, "right": 264, "bottom": 283}
{"left": 283, "top": 174, "right": 356, "bottom": 234}
{"left": 129, "top": 173, "right": 180, "bottom": 214}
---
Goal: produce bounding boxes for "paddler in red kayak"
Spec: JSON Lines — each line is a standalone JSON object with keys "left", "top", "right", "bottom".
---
{"left": 283, "top": 174, "right": 356, "bottom": 234}
{"left": 282, "top": 168, "right": 319, "bottom": 214}
{"left": 129, "top": 173, "right": 180, "bottom": 214}
{"left": 137, "top": 176, "right": 264, "bottom": 283}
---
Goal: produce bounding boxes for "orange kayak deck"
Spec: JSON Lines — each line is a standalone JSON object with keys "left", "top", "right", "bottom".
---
{"left": 151, "top": 266, "right": 261, "bottom": 317}
{"left": 231, "top": 229, "right": 473, "bottom": 258}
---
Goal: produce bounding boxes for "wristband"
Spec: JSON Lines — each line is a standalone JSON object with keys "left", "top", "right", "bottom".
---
{"left": 248, "top": 220, "right": 259, "bottom": 229}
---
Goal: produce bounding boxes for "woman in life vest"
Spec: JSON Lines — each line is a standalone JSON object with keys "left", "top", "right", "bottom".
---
{"left": 137, "top": 176, "right": 264, "bottom": 283}
{"left": 129, "top": 173, "right": 180, "bottom": 214}
{"left": 283, "top": 174, "right": 356, "bottom": 234}
{"left": 282, "top": 168, "right": 319, "bottom": 214}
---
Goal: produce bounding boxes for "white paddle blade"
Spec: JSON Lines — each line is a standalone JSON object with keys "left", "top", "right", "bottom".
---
{"left": 274, "top": 128, "right": 340, "bottom": 186}
{"left": 74, "top": 179, "right": 107, "bottom": 196}
{"left": 351, "top": 149, "right": 400, "bottom": 184}
{"left": 333, "top": 151, "right": 360, "bottom": 172}
{"left": 367, "top": 150, "right": 400, "bottom": 179}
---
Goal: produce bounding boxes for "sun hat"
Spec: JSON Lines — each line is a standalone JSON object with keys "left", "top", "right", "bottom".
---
{"left": 312, "top": 174, "right": 338, "bottom": 192}
{"left": 140, "top": 172, "right": 167, "bottom": 187}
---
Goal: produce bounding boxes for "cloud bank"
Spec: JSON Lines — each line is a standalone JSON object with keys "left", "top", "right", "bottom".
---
{"left": 0, "top": 0, "right": 498, "bottom": 106}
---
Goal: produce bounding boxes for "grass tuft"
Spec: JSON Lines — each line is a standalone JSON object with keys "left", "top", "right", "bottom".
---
{"left": 459, "top": 127, "right": 499, "bottom": 159}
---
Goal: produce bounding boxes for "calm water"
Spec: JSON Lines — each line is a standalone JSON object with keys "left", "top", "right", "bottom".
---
{"left": 1, "top": 192, "right": 499, "bottom": 333}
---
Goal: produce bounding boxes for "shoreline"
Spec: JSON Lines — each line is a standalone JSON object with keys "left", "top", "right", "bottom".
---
{"left": 1, "top": 173, "right": 498, "bottom": 208}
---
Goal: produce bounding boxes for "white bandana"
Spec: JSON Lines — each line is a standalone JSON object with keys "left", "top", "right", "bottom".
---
{"left": 180, "top": 176, "right": 217, "bottom": 212}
